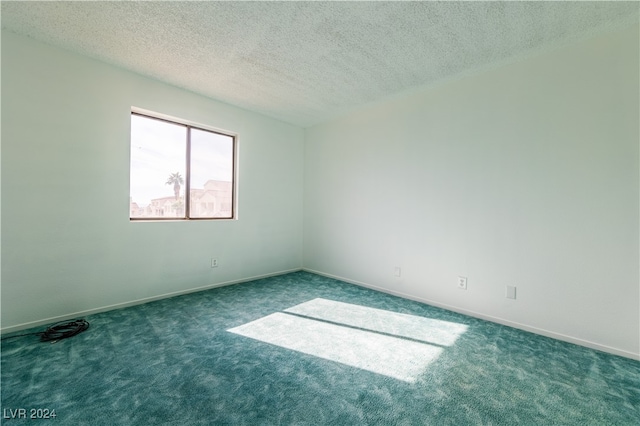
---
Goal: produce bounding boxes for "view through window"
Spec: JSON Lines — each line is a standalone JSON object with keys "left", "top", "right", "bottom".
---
{"left": 129, "top": 111, "right": 235, "bottom": 220}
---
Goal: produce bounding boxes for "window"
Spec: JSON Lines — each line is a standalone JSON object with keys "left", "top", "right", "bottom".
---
{"left": 129, "top": 110, "right": 236, "bottom": 220}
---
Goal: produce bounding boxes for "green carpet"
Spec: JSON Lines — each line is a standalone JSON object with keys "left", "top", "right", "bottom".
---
{"left": 1, "top": 271, "right": 639, "bottom": 425}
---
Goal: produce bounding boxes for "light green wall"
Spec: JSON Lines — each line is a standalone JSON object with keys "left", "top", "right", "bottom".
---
{"left": 304, "top": 24, "right": 640, "bottom": 358}
{"left": 1, "top": 31, "right": 304, "bottom": 330}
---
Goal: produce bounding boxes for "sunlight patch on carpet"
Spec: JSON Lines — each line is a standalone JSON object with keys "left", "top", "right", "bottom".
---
{"left": 228, "top": 299, "right": 467, "bottom": 383}
{"left": 286, "top": 298, "right": 468, "bottom": 347}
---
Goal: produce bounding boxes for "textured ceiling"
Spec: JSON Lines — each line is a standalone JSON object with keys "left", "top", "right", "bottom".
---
{"left": 1, "top": 1, "right": 638, "bottom": 127}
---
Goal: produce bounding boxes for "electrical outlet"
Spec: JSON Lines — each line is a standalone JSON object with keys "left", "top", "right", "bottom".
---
{"left": 457, "top": 276, "right": 468, "bottom": 290}
{"left": 394, "top": 267, "right": 401, "bottom": 277}
{"left": 506, "top": 285, "right": 516, "bottom": 299}
{"left": 211, "top": 258, "right": 219, "bottom": 268}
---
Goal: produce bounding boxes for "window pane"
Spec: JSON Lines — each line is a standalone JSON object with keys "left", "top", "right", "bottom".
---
{"left": 189, "top": 129, "right": 234, "bottom": 218}
{"left": 130, "top": 115, "right": 187, "bottom": 218}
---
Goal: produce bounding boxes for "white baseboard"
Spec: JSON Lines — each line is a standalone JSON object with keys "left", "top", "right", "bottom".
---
{"left": 1, "top": 268, "right": 302, "bottom": 335}
{"left": 303, "top": 268, "right": 640, "bottom": 361}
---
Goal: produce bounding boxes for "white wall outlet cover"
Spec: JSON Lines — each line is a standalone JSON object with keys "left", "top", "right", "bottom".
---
{"left": 457, "top": 276, "right": 468, "bottom": 290}
{"left": 394, "top": 267, "right": 401, "bottom": 277}
{"left": 506, "top": 286, "right": 517, "bottom": 299}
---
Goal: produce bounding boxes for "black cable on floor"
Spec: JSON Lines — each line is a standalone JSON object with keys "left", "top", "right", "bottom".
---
{"left": 1, "top": 319, "right": 90, "bottom": 343}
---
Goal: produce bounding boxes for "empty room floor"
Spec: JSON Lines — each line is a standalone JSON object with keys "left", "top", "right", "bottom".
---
{"left": 1, "top": 271, "right": 639, "bottom": 425}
